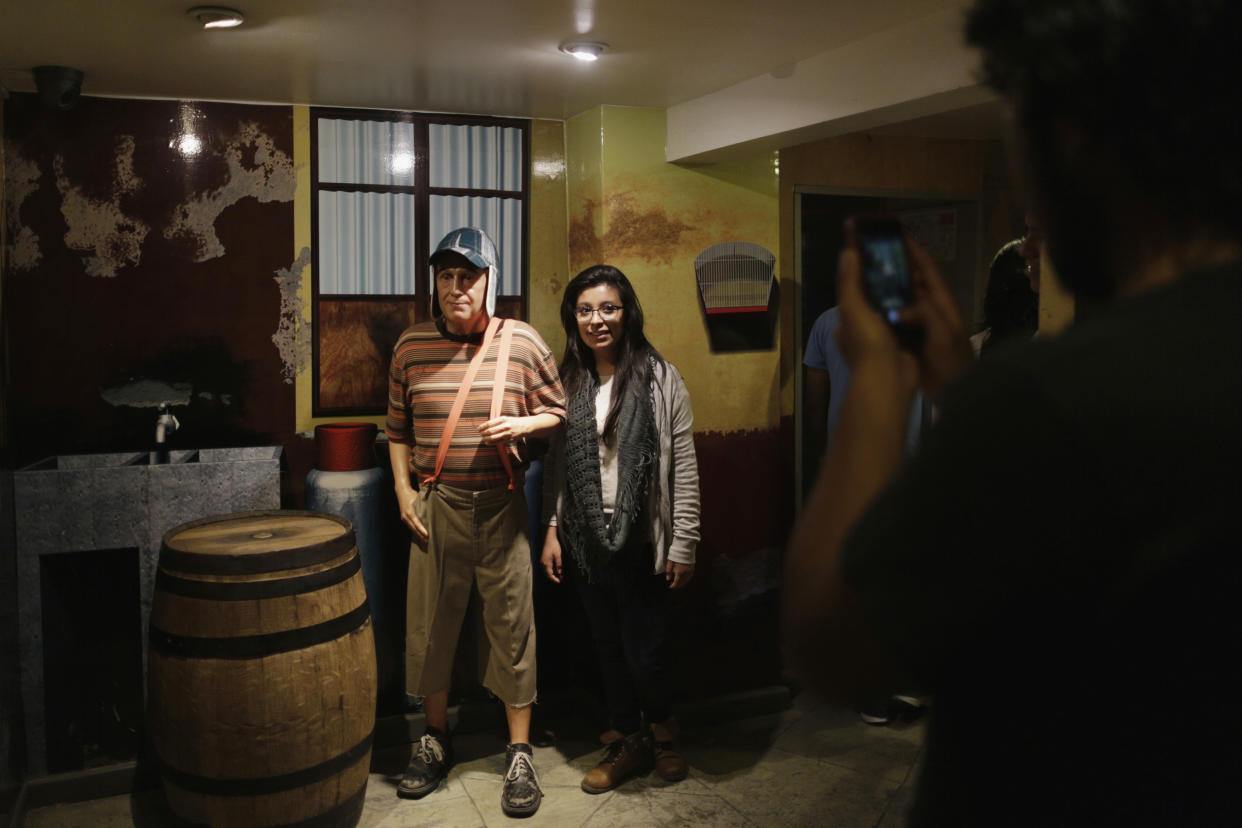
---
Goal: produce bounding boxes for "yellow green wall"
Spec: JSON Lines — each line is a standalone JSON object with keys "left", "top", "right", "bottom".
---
{"left": 293, "top": 109, "right": 570, "bottom": 433}
{"left": 563, "top": 106, "right": 781, "bottom": 435}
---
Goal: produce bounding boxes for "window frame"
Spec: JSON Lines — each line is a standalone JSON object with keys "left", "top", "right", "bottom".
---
{"left": 310, "top": 107, "right": 531, "bottom": 416}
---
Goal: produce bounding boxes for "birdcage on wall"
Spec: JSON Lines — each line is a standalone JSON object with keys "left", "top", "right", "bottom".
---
{"left": 694, "top": 241, "right": 776, "bottom": 315}
{"left": 694, "top": 241, "right": 778, "bottom": 352}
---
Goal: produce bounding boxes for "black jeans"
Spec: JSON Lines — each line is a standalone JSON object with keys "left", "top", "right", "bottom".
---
{"left": 573, "top": 543, "right": 672, "bottom": 735}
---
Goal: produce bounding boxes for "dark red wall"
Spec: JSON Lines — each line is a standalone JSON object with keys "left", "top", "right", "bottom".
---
{"left": 4, "top": 95, "right": 307, "bottom": 491}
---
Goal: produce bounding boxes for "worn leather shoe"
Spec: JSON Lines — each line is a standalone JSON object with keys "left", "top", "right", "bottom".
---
{"left": 581, "top": 731, "right": 650, "bottom": 793}
{"left": 397, "top": 729, "right": 452, "bottom": 798}
{"left": 653, "top": 738, "right": 687, "bottom": 782}
{"left": 501, "top": 743, "right": 542, "bottom": 817}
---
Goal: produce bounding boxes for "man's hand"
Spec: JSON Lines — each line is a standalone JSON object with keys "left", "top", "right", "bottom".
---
{"left": 541, "top": 527, "right": 563, "bottom": 583}
{"left": 397, "top": 488, "right": 428, "bottom": 543}
{"left": 479, "top": 412, "right": 563, "bottom": 445}
{"left": 897, "top": 239, "right": 974, "bottom": 403}
{"left": 479, "top": 415, "right": 525, "bottom": 445}
{"left": 835, "top": 245, "right": 919, "bottom": 392}
{"left": 665, "top": 561, "right": 694, "bottom": 589}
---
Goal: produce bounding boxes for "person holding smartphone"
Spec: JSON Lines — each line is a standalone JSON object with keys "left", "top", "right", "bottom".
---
{"left": 784, "top": 1, "right": 1242, "bottom": 824}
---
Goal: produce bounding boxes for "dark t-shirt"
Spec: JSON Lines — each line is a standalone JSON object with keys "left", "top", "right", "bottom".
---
{"left": 842, "top": 263, "right": 1242, "bottom": 825}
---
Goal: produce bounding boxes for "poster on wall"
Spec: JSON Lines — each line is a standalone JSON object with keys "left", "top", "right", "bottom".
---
{"left": 897, "top": 207, "right": 958, "bottom": 263}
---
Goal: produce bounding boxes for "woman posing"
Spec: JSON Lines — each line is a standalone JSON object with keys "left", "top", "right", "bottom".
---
{"left": 541, "top": 264, "right": 701, "bottom": 793}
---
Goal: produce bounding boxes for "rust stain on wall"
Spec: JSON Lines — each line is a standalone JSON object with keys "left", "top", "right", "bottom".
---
{"left": 272, "top": 246, "right": 312, "bottom": 383}
{"left": 164, "top": 122, "right": 296, "bottom": 262}
{"left": 568, "top": 198, "right": 603, "bottom": 271}
{"left": 604, "top": 190, "right": 693, "bottom": 264}
{"left": 569, "top": 192, "right": 694, "bottom": 271}
{"left": 54, "top": 135, "right": 150, "bottom": 278}
{"left": 3, "top": 148, "right": 43, "bottom": 271}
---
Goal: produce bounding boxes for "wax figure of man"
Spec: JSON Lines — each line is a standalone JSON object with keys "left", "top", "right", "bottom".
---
{"left": 785, "top": 1, "right": 1242, "bottom": 824}
{"left": 387, "top": 227, "right": 566, "bottom": 817}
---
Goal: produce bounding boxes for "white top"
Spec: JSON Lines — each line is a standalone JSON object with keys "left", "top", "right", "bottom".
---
{"left": 596, "top": 374, "right": 618, "bottom": 513}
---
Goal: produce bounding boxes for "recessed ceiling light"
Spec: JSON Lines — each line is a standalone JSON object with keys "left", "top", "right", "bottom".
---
{"left": 560, "top": 41, "right": 608, "bottom": 62}
{"left": 188, "top": 6, "right": 245, "bottom": 29}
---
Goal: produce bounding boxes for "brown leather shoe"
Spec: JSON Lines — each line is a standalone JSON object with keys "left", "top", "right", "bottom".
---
{"left": 653, "top": 739, "right": 687, "bottom": 782}
{"left": 581, "top": 732, "right": 651, "bottom": 793}
{"left": 649, "top": 719, "right": 687, "bottom": 782}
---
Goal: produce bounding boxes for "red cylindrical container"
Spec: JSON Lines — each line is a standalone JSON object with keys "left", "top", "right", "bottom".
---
{"left": 315, "top": 423, "right": 378, "bottom": 472}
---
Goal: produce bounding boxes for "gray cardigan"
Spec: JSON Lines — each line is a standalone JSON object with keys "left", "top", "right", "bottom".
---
{"left": 543, "top": 359, "right": 701, "bottom": 573}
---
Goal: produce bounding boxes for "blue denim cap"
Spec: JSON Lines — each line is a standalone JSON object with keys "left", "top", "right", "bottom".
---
{"left": 429, "top": 226, "right": 500, "bottom": 317}
{"left": 430, "top": 227, "right": 498, "bottom": 272}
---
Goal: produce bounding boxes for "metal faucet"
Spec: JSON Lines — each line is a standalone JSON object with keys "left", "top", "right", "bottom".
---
{"left": 155, "top": 402, "right": 180, "bottom": 446}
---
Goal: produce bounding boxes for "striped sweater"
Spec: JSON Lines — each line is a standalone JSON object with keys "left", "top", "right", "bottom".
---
{"left": 386, "top": 318, "right": 566, "bottom": 490}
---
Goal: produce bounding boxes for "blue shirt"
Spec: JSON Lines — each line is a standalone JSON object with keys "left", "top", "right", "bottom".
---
{"left": 804, "top": 307, "right": 925, "bottom": 453}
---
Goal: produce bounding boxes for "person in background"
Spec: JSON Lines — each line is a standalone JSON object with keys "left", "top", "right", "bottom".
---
{"left": 1017, "top": 212, "right": 1042, "bottom": 294}
{"left": 969, "top": 239, "right": 1038, "bottom": 357}
{"left": 540, "top": 264, "right": 701, "bottom": 794}
{"left": 804, "top": 305, "right": 927, "bottom": 726}
{"left": 387, "top": 227, "right": 566, "bottom": 818}
{"left": 784, "top": 0, "right": 1241, "bottom": 823}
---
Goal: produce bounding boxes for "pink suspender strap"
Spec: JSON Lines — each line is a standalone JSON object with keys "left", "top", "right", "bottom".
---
{"left": 422, "top": 316, "right": 501, "bottom": 489}
{"left": 490, "top": 320, "right": 517, "bottom": 490}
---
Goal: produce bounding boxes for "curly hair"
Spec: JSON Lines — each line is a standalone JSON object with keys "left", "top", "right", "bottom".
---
{"left": 965, "top": 0, "right": 1242, "bottom": 238}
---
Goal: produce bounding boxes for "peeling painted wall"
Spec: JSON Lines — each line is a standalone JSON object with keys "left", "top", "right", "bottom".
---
{"left": 3, "top": 147, "right": 42, "bottom": 272}
{"left": 273, "top": 246, "right": 312, "bottom": 383}
{"left": 2, "top": 94, "right": 297, "bottom": 470}
{"left": 164, "top": 122, "right": 296, "bottom": 262}
{"left": 54, "top": 135, "right": 150, "bottom": 277}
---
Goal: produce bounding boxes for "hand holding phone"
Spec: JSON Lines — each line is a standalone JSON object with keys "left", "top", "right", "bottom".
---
{"left": 851, "top": 216, "right": 914, "bottom": 324}
{"left": 847, "top": 215, "right": 923, "bottom": 351}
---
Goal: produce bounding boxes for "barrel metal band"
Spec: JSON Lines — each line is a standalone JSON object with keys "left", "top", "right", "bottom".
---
{"left": 159, "top": 533, "right": 356, "bottom": 576}
{"left": 149, "top": 601, "right": 371, "bottom": 659}
{"left": 155, "top": 553, "right": 361, "bottom": 601}
{"left": 158, "top": 728, "right": 374, "bottom": 797}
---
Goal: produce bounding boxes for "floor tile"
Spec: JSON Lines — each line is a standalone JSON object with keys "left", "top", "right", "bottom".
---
{"left": 16, "top": 696, "right": 928, "bottom": 828}
{"left": 774, "top": 701, "right": 926, "bottom": 782}
{"left": 369, "top": 792, "right": 486, "bottom": 828}
{"left": 24, "top": 795, "right": 134, "bottom": 828}
{"left": 582, "top": 787, "right": 753, "bottom": 827}
{"left": 697, "top": 747, "right": 901, "bottom": 828}
{"left": 458, "top": 776, "right": 612, "bottom": 827}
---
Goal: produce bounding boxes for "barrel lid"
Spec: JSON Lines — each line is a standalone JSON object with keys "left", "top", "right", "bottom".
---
{"left": 160, "top": 510, "right": 356, "bottom": 575}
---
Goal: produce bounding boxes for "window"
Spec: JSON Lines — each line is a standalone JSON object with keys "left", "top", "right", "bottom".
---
{"left": 311, "top": 109, "right": 530, "bottom": 414}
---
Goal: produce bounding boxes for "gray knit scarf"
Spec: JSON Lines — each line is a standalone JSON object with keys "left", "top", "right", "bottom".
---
{"left": 560, "top": 364, "right": 659, "bottom": 584}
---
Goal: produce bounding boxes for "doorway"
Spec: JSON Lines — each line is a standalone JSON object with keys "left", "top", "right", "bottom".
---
{"left": 793, "top": 188, "right": 984, "bottom": 502}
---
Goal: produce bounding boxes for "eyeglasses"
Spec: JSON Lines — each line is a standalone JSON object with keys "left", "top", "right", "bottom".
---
{"left": 575, "top": 304, "right": 622, "bottom": 321}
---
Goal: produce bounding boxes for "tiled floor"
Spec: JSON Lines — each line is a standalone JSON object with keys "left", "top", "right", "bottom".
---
{"left": 22, "top": 692, "right": 925, "bottom": 827}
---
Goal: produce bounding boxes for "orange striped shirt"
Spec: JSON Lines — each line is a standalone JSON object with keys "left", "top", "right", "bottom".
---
{"left": 386, "top": 318, "right": 566, "bottom": 490}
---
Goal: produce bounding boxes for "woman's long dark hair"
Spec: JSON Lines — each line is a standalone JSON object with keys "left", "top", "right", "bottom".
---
{"left": 981, "top": 240, "right": 1038, "bottom": 357}
{"left": 559, "top": 265, "right": 662, "bottom": 440}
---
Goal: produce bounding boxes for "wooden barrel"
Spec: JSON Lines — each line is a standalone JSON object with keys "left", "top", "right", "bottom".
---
{"left": 148, "top": 510, "right": 377, "bottom": 828}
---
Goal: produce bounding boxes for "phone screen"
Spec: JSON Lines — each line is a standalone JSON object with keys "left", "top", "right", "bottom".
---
{"left": 855, "top": 218, "right": 912, "bottom": 324}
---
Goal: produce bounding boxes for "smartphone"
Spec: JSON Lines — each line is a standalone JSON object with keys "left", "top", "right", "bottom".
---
{"left": 852, "top": 216, "right": 913, "bottom": 324}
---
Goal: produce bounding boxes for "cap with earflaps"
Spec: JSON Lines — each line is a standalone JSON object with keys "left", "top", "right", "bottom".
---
{"left": 430, "top": 227, "right": 500, "bottom": 317}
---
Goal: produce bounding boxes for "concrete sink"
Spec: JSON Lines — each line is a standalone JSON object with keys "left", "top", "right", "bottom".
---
{"left": 14, "top": 446, "right": 284, "bottom": 775}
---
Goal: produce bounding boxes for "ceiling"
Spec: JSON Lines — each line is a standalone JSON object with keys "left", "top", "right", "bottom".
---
{"left": 0, "top": 0, "right": 1004, "bottom": 151}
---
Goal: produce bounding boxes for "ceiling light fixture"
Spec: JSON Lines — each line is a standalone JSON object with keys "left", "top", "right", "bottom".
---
{"left": 188, "top": 6, "right": 245, "bottom": 29}
{"left": 559, "top": 41, "right": 608, "bottom": 62}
